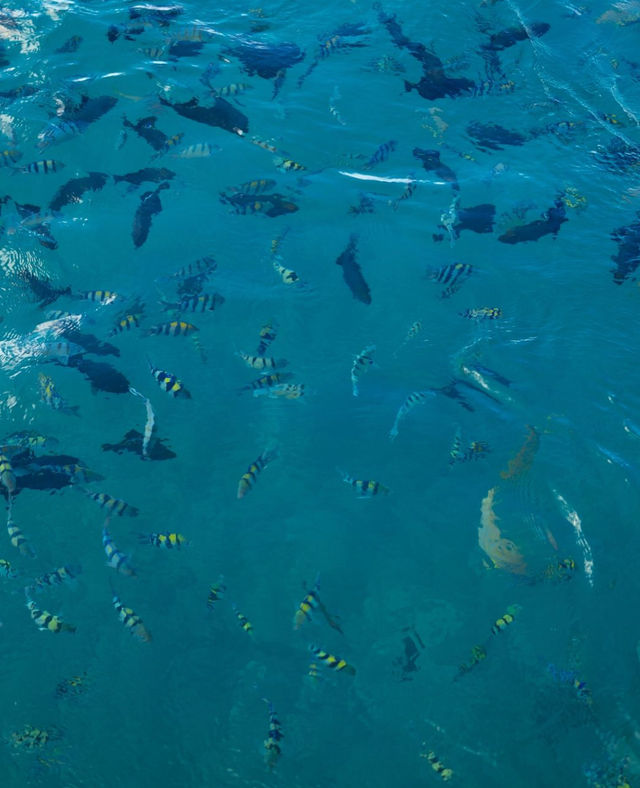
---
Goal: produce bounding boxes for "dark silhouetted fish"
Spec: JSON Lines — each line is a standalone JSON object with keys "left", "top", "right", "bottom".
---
{"left": 435, "top": 203, "right": 495, "bottom": 241}
{"left": 59, "top": 329, "right": 119, "bottom": 357}
{"left": 480, "top": 22, "right": 550, "bottom": 52}
{"left": 12, "top": 202, "right": 59, "bottom": 250}
{"left": 0, "top": 84, "right": 37, "bottom": 101}
{"left": 113, "top": 167, "right": 176, "bottom": 187}
{"left": 122, "top": 115, "right": 171, "bottom": 151}
{"left": 132, "top": 182, "right": 169, "bottom": 248}
{"left": 413, "top": 148, "right": 459, "bottom": 191}
{"left": 102, "top": 428, "right": 176, "bottom": 460}
{"left": 593, "top": 138, "right": 640, "bottom": 173}
{"left": 49, "top": 172, "right": 109, "bottom": 212}
{"left": 336, "top": 234, "right": 371, "bottom": 305}
{"left": 168, "top": 40, "right": 204, "bottom": 59}
{"left": 378, "top": 8, "right": 474, "bottom": 99}
{"left": 68, "top": 358, "right": 130, "bottom": 394}
{"left": 225, "top": 40, "right": 305, "bottom": 79}
{"left": 610, "top": 213, "right": 640, "bottom": 284}
{"left": 158, "top": 94, "right": 249, "bottom": 135}
{"left": 466, "top": 122, "right": 528, "bottom": 152}
{"left": 55, "top": 35, "right": 83, "bottom": 53}
{"left": 11, "top": 452, "right": 83, "bottom": 494}
{"left": 17, "top": 269, "right": 71, "bottom": 308}
{"left": 220, "top": 191, "right": 298, "bottom": 217}
{"left": 67, "top": 94, "right": 117, "bottom": 126}
{"left": 498, "top": 197, "right": 567, "bottom": 244}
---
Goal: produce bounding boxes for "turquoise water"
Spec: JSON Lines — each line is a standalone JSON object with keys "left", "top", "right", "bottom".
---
{"left": 0, "top": 0, "right": 639, "bottom": 785}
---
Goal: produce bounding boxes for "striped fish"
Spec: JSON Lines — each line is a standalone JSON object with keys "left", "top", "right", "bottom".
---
{"left": 112, "top": 591, "right": 151, "bottom": 642}
{"left": 81, "top": 489, "right": 139, "bottom": 517}
{"left": 237, "top": 447, "right": 279, "bottom": 499}
{"left": 429, "top": 262, "right": 473, "bottom": 298}
{"left": 309, "top": 644, "right": 355, "bottom": 675}
{"left": 147, "top": 360, "right": 190, "bottom": 398}
{"left": 102, "top": 523, "right": 136, "bottom": 576}
{"left": 142, "top": 320, "right": 198, "bottom": 337}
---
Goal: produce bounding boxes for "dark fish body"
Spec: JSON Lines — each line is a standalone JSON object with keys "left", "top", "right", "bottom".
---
{"left": 132, "top": 182, "right": 169, "bottom": 248}
{"left": 413, "top": 148, "right": 459, "bottom": 190}
{"left": 224, "top": 40, "right": 305, "bottom": 79}
{"left": 114, "top": 167, "right": 175, "bottom": 186}
{"left": 69, "top": 358, "right": 130, "bottom": 394}
{"left": 17, "top": 269, "right": 71, "bottom": 307}
{"left": 221, "top": 191, "right": 298, "bottom": 217}
{"left": 610, "top": 214, "right": 640, "bottom": 284}
{"left": 498, "top": 198, "right": 567, "bottom": 244}
{"left": 168, "top": 40, "right": 203, "bottom": 59}
{"left": 55, "top": 35, "right": 83, "bottom": 53}
{"left": 336, "top": 234, "right": 371, "bottom": 305}
{"left": 481, "top": 22, "right": 550, "bottom": 52}
{"left": 67, "top": 94, "right": 117, "bottom": 125}
{"left": 49, "top": 171, "right": 109, "bottom": 212}
{"left": 467, "top": 122, "right": 528, "bottom": 151}
{"left": 158, "top": 94, "right": 249, "bottom": 135}
{"left": 102, "top": 428, "right": 176, "bottom": 460}
{"left": 0, "top": 84, "right": 37, "bottom": 100}
{"left": 60, "top": 329, "right": 119, "bottom": 357}
{"left": 437, "top": 204, "right": 495, "bottom": 240}
{"left": 122, "top": 115, "right": 170, "bottom": 151}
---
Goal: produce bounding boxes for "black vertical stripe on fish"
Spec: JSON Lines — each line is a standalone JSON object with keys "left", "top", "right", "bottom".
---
{"left": 132, "top": 182, "right": 170, "bottom": 248}
{"left": 158, "top": 94, "right": 249, "bottom": 135}
{"left": 335, "top": 234, "right": 371, "bottom": 305}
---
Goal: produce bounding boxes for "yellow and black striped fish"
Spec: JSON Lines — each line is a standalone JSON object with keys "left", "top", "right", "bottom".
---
{"left": 491, "top": 606, "right": 518, "bottom": 635}
{"left": 147, "top": 359, "right": 191, "bottom": 398}
{"left": 211, "top": 82, "right": 253, "bottom": 98}
{"left": 137, "top": 532, "right": 187, "bottom": 549}
{"left": 256, "top": 320, "right": 278, "bottom": 356}
{"left": 429, "top": 262, "right": 473, "bottom": 298}
{"left": 82, "top": 489, "right": 139, "bottom": 517}
{"left": 103, "top": 524, "right": 136, "bottom": 576}
{"left": 112, "top": 591, "right": 151, "bottom": 642}
{"left": 109, "top": 313, "right": 142, "bottom": 336}
{"left": 459, "top": 306, "right": 502, "bottom": 320}
{"left": 262, "top": 698, "right": 283, "bottom": 770}
{"left": 77, "top": 289, "right": 120, "bottom": 305}
{"left": 163, "top": 292, "right": 225, "bottom": 313}
{"left": 230, "top": 178, "right": 276, "bottom": 195}
{"left": 253, "top": 382, "right": 305, "bottom": 400}
{"left": 237, "top": 352, "right": 288, "bottom": 371}
{"left": 309, "top": 645, "right": 355, "bottom": 675}
{"left": 232, "top": 603, "right": 253, "bottom": 635}
{"left": 26, "top": 594, "right": 76, "bottom": 633}
{"left": 294, "top": 585, "right": 321, "bottom": 630}
{"left": 27, "top": 564, "right": 80, "bottom": 593}
{"left": 173, "top": 142, "right": 220, "bottom": 159}
{"left": 7, "top": 512, "right": 36, "bottom": 558}
{"left": 240, "top": 372, "right": 292, "bottom": 393}
{"left": 0, "top": 452, "right": 16, "bottom": 496}
{"left": 237, "top": 448, "right": 279, "bottom": 499}
{"left": 142, "top": 320, "right": 199, "bottom": 337}
{"left": 19, "top": 159, "right": 64, "bottom": 175}
{"left": 207, "top": 575, "right": 226, "bottom": 609}
{"left": 421, "top": 749, "right": 453, "bottom": 782}
{"left": 351, "top": 344, "right": 376, "bottom": 397}
{"left": 338, "top": 469, "right": 389, "bottom": 498}
{"left": 276, "top": 157, "right": 306, "bottom": 172}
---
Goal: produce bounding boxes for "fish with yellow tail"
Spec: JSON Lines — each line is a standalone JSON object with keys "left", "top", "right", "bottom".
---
{"left": 111, "top": 588, "right": 151, "bottom": 642}
{"left": 27, "top": 564, "right": 81, "bottom": 593}
{"left": 7, "top": 507, "right": 36, "bottom": 558}
{"left": 478, "top": 487, "right": 527, "bottom": 574}
{"left": 102, "top": 521, "right": 136, "bottom": 576}
{"left": 237, "top": 447, "right": 278, "bottom": 499}
{"left": 338, "top": 469, "right": 389, "bottom": 498}
{"left": 262, "top": 698, "right": 283, "bottom": 770}
{"left": 420, "top": 746, "right": 453, "bottom": 782}
{"left": 38, "top": 372, "right": 79, "bottom": 415}
{"left": 456, "top": 605, "right": 520, "bottom": 679}
{"left": 309, "top": 644, "right": 355, "bottom": 675}
{"left": 294, "top": 577, "right": 343, "bottom": 633}
{"left": 25, "top": 591, "right": 76, "bottom": 633}
{"left": 351, "top": 344, "right": 376, "bottom": 397}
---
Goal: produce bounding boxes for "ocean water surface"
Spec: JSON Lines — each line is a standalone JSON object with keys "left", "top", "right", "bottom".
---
{"left": 0, "top": 0, "right": 639, "bottom": 785}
